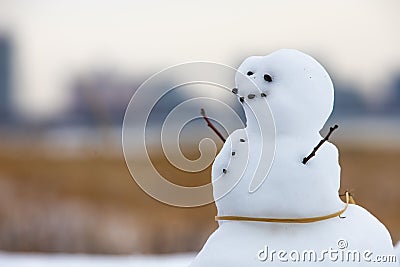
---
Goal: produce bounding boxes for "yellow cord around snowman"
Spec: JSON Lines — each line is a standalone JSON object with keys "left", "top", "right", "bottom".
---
{"left": 215, "top": 191, "right": 356, "bottom": 224}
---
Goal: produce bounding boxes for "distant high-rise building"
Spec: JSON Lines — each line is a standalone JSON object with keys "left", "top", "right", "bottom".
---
{"left": 387, "top": 74, "right": 400, "bottom": 114}
{"left": 0, "top": 35, "right": 12, "bottom": 122}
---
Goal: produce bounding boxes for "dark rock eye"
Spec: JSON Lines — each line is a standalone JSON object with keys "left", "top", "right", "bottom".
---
{"left": 263, "top": 74, "right": 272, "bottom": 82}
{"left": 247, "top": 71, "right": 254, "bottom": 76}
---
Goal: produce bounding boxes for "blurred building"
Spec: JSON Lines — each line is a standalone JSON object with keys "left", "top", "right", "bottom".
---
{"left": 332, "top": 83, "right": 367, "bottom": 117}
{"left": 0, "top": 35, "right": 13, "bottom": 124}
{"left": 387, "top": 74, "right": 400, "bottom": 114}
{"left": 65, "top": 71, "right": 140, "bottom": 126}
{"left": 65, "top": 72, "right": 202, "bottom": 127}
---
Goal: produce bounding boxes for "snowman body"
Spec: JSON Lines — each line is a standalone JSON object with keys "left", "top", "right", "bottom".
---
{"left": 190, "top": 207, "right": 395, "bottom": 266}
{"left": 190, "top": 49, "right": 396, "bottom": 266}
{"left": 191, "top": 131, "right": 396, "bottom": 266}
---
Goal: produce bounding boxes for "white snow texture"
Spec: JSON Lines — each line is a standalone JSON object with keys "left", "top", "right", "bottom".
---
{"left": 189, "top": 49, "right": 397, "bottom": 266}
{"left": 0, "top": 252, "right": 194, "bottom": 267}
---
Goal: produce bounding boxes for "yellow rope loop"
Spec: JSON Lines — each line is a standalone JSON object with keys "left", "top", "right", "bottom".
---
{"left": 349, "top": 194, "right": 356, "bottom": 205}
{"left": 215, "top": 191, "right": 353, "bottom": 224}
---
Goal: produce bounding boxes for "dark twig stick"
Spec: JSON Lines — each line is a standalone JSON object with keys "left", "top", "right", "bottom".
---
{"left": 302, "top": 125, "right": 339, "bottom": 164}
{"left": 200, "top": 108, "right": 226, "bottom": 143}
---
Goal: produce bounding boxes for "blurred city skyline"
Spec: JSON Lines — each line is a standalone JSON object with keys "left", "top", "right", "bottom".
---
{"left": 0, "top": 0, "right": 399, "bottom": 121}
{"left": 1, "top": 32, "right": 400, "bottom": 134}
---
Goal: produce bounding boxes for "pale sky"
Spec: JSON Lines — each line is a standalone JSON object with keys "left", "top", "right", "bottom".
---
{"left": 0, "top": 0, "right": 399, "bottom": 119}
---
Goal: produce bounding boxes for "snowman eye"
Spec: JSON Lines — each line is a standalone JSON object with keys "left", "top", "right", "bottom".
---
{"left": 263, "top": 74, "right": 272, "bottom": 82}
{"left": 247, "top": 71, "right": 254, "bottom": 76}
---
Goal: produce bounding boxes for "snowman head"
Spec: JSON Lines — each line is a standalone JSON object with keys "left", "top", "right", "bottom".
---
{"left": 235, "top": 49, "right": 334, "bottom": 134}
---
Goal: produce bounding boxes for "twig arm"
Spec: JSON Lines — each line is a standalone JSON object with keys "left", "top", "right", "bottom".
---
{"left": 302, "top": 125, "right": 339, "bottom": 164}
{"left": 200, "top": 108, "right": 226, "bottom": 143}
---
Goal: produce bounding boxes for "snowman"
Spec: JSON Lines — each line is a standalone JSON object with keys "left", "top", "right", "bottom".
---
{"left": 190, "top": 49, "right": 397, "bottom": 266}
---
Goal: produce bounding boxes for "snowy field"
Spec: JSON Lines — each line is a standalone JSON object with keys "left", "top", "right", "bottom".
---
{"left": 0, "top": 252, "right": 195, "bottom": 267}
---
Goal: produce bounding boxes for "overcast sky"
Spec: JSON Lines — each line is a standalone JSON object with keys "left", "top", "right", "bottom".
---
{"left": 0, "top": 0, "right": 399, "bottom": 118}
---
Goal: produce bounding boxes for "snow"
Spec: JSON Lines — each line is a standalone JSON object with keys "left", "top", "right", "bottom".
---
{"left": 395, "top": 242, "right": 400, "bottom": 262}
{"left": 0, "top": 252, "right": 195, "bottom": 267}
